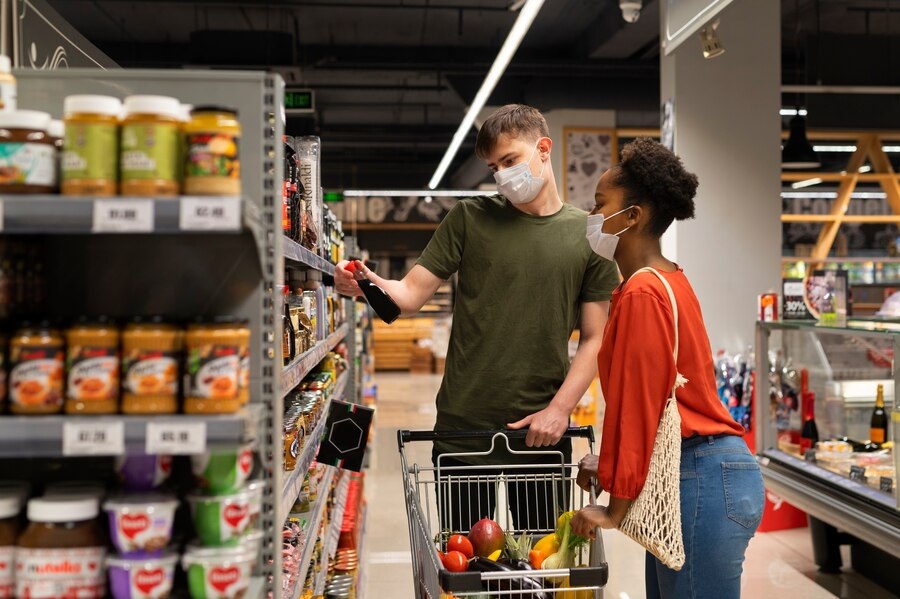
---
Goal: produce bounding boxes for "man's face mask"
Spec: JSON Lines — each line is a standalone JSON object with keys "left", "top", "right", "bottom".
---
{"left": 586, "top": 207, "right": 632, "bottom": 261}
{"left": 494, "top": 143, "right": 546, "bottom": 205}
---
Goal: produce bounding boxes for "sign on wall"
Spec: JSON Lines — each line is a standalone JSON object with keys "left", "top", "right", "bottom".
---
{"left": 12, "top": 0, "right": 117, "bottom": 69}
{"left": 331, "top": 196, "right": 459, "bottom": 225}
{"left": 562, "top": 128, "right": 617, "bottom": 212}
{"left": 783, "top": 194, "right": 898, "bottom": 252}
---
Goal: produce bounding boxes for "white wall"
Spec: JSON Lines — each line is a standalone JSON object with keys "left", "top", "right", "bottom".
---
{"left": 660, "top": 0, "right": 782, "bottom": 351}
{"left": 544, "top": 109, "right": 617, "bottom": 199}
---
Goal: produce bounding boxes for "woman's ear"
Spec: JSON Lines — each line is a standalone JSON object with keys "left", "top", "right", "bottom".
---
{"left": 626, "top": 205, "right": 644, "bottom": 229}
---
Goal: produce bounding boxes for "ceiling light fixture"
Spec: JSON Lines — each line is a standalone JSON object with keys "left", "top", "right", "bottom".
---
{"left": 508, "top": 0, "right": 527, "bottom": 11}
{"left": 782, "top": 114, "right": 821, "bottom": 169}
{"left": 343, "top": 189, "right": 490, "bottom": 198}
{"left": 699, "top": 19, "right": 725, "bottom": 59}
{"left": 859, "top": 165, "right": 872, "bottom": 173}
{"left": 780, "top": 108, "right": 808, "bottom": 116}
{"left": 791, "top": 177, "right": 824, "bottom": 189}
{"left": 427, "top": 0, "right": 545, "bottom": 190}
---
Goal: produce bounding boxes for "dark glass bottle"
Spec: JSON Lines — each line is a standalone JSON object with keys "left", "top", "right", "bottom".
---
{"left": 800, "top": 392, "right": 819, "bottom": 452}
{"left": 348, "top": 261, "right": 401, "bottom": 324}
{"left": 870, "top": 384, "right": 888, "bottom": 445}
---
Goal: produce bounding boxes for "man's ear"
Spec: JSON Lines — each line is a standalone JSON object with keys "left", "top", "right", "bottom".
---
{"left": 538, "top": 137, "right": 553, "bottom": 158}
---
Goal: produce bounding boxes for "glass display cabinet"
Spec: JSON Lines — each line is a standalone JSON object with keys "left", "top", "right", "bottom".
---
{"left": 756, "top": 320, "right": 900, "bottom": 579}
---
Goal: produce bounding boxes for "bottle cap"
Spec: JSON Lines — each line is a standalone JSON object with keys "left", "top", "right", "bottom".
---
{"left": 64, "top": 95, "right": 122, "bottom": 118}
{"left": 123, "top": 95, "right": 182, "bottom": 120}
{"left": 28, "top": 497, "right": 99, "bottom": 522}
{"left": 0, "top": 110, "right": 51, "bottom": 131}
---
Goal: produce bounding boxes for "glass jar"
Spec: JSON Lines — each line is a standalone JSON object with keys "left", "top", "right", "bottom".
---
{"left": 183, "top": 106, "right": 241, "bottom": 196}
{"left": 120, "top": 95, "right": 181, "bottom": 197}
{"left": 121, "top": 318, "right": 181, "bottom": 414}
{"left": 9, "top": 322, "right": 64, "bottom": 415}
{"left": 65, "top": 317, "right": 120, "bottom": 415}
{"left": 183, "top": 318, "right": 243, "bottom": 414}
{"left": 0, "top": 110, "right": 55, "bottom": 194}
{"left": 62, "top": 94, "right": 122, "bottom": 196}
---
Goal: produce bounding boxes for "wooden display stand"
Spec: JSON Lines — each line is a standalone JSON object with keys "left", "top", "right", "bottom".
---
{"left": 373, "top": 317, "right": 435, "bottom": 371}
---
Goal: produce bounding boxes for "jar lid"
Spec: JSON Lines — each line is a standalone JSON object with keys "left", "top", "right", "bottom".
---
{"left": 123, "top": 95, "right": 182, "bottom": 121}
{"left": 0, "top": 110, "right": 51, "bottom": 131}
{"left": 47, "top": 119, "right": 64, "bottom": 139}
{"left": 0, "top": 55, "right": 10, "bottom": 74}
{"left": 64, "top": 95, "right": 123, "bottom": 117}
{"left": 0, "top": 495, "right": 20, "bottom": 519}
{"left": 130, "top": 315, "right": 167, "bottom": 325}
{"left": 28, "top": 497, "right": 99, "bottom": 522}
{"left": 192, "top": 106, "right": 239, "bottom": 117}
{"left": 74, "top": 315, "right": 116, "bottom": 326}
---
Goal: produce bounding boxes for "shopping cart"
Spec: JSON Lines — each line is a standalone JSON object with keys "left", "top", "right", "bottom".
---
{"left": 398, "top": 427, "right": 609, "bottom": 599}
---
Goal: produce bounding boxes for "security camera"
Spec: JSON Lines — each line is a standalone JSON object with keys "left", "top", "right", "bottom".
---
{"left": 620, "top": 0, "right": 641, "bottom": 23}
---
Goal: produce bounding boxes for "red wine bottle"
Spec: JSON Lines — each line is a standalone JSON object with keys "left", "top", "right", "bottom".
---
{"left": 348, "top": 261, "right": 401, "bottom": 324}
{"left": 799, "top": 370, "right": 819, "bottom": 452}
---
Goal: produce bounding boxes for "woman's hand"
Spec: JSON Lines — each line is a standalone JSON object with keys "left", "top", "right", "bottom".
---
{"left": 576, "top": 454, "right": 600, "bottom": 492}
{"left": 571, "top": 505, "right": 616, "bottom": 539}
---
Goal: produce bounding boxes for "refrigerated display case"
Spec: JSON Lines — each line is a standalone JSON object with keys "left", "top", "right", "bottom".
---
{"left": 756, "top": 320, "right": 900, "bottom": 587}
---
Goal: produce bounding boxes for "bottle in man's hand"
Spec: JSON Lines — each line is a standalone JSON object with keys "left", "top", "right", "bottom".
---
{"left": 348, "top": 260, "right": 402, "bottom": 324}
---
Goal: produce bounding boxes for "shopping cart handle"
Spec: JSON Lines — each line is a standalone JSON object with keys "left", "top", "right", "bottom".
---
{"left": 397, "top": 426, "right": 594, "bottom": 449}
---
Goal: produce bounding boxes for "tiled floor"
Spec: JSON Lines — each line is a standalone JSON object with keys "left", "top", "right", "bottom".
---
{"left": 363, "top": 373, "right": 899, "bottom": 599}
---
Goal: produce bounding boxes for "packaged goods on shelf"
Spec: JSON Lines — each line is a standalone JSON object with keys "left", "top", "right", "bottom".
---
{"left": 0, "top": 55, "right": 16, "bottom": 111}
{"left": 183, "top": 106, "right": 241, "bottom": 196}
{"left": 62, "top": 95, "right": 122, "bottom": 196}
{"left": 0, "top": 110, "right": 57, "bottom": 194}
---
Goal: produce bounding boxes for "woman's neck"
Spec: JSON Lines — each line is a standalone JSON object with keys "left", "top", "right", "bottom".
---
{"left": 616, "top": 239, "right": 676, "bottom": 281}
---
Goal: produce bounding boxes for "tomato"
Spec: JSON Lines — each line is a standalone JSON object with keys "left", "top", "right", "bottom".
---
{"left": 447, "top": 534, "right": 475, "bottom": 559}
{"left": 441, "top": 550, "right": 469, "bottom": 572}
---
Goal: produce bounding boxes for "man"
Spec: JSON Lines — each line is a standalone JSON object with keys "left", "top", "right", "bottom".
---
{"left": 335, "top": 104, "right": 619, "bottom": 531}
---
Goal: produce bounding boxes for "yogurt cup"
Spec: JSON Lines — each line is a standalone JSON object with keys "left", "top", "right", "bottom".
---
{"left": 116, "top": 454, "right": 173, "bottom": 492}
{"left": 107, "top": 553, "right": 178, "bottom": 599}
{"left": 104, "top": 494, "right": 179, "bottom": 557}
{"left": 182, "top": 546, "right": 255, "bottom": 599}
{"left": 191, "top": 442, "right": 255, "bottom": 494}
{"left": 188, "top": 486, "right": 260, "bottom": 547}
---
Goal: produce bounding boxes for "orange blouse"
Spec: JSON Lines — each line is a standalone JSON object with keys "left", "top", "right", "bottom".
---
{"left": 597, "top": 267, "right": 744, "bottom": 500}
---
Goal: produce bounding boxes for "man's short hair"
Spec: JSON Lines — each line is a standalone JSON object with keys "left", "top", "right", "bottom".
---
{"left": 475, "top": 104, "right": 550, "bottom": 160}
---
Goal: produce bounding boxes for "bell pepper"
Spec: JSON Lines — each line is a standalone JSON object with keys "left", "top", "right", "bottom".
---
{"left": 529, "top": 548, "right": 552, "bottom": 569}
{"left": 488, "top": 549, "right": 502, "bottom": 561}
{"left": 559, "top": 577, "right": 594, "bottom": 599}
{"left": 532, "top": 532, "right": 561, "bottom": 555}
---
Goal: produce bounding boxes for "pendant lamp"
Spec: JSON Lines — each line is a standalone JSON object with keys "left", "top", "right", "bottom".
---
{"left": 782, "top": 114, "right": 820, "bottom": 169}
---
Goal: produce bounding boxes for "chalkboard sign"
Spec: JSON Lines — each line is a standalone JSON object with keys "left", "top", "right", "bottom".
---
{"left": 881, "top": 477, "right": 894, "bottom": 494}
{"left": 849, "top": 465, "right": 867, "bottom": 484}
{"left": 804, "top": 449, "right": 817, "bottom": 463}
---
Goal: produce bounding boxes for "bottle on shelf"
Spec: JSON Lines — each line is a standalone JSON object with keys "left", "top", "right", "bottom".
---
{"left": 799, "top": 369, "right": 819, "bottom": 453}
{"left": 283, "top": 285, "right": 296, "bottom": 366}
{"left": 347, "top": 260, "right": 401, "bottom": 325}
{"left": 870, "top": 384, "right": 889, "bottom": 445}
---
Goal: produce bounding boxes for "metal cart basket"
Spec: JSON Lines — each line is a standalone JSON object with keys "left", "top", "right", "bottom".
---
{"left": 398, "top": 427, "right": 609, "bottom": 598}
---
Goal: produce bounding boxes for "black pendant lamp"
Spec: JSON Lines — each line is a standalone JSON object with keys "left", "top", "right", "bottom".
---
{"left": 782, "top": 114, "right": 820, "bottom": 169}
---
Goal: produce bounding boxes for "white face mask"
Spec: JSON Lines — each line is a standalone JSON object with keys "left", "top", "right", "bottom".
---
{"left": 586, "top": 207, "right": 631, "bottom": 261}
{"left": 494, "top": 143, "right": 546, "bottom": 205}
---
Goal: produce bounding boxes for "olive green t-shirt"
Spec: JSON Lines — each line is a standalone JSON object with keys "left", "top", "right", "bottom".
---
{"left": 417, "top": 195, "right": 620, "bottom": 462}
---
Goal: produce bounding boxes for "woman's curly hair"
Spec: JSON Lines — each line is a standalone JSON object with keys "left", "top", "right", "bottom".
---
{"left": 614, "top": 138, "right": 699, "bottom": 237}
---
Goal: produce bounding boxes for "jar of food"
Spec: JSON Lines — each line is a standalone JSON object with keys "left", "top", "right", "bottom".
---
{"left": 120, "top": 95, "right": 181, "bottom": 197}
{"left": 183, "top": 106, "right": 241, "bottom": 196}
{"left": 0, "top": 495, "right": 21, "bottom": 598}
{"left": 121, "top": 317, "right": 181, "bottom": 415}
{"left": 0, "top": 55, "right": 16, "bottom": 111}
{"left": 17, "top": 497, "right": 106, "bottom": 599}
{"left": 236, "top": 319, "right": 251, "bottom": 406}
{"left": 0, "top": 333, "right": 7, "bottom": 408}
{"left": 184, "top": 318, "right": 243, "bottom": 414}
{"left": 65, "top": 316, "right": 120, "bottom": 415}
{"left": 62, "top": 94, "right": 122, "bottom": 196}
{"left": 9, "top": 322, "right": 64, "bottom": 415}
{"left": 283, "top": 420, "right": 298, "bottom": 472}
{"left": 0, "top": 110, "right": 55, "bottom": 194}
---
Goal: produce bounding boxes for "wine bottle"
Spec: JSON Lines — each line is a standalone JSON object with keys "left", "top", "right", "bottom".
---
{"left": 870, "top": 384, "right": 888, "bottom": 445}
{"left": 348, "top": 260, "right": 401, "bottom": 324}
{"left": 800, "top": 369, "right": 819, "bottom": 452}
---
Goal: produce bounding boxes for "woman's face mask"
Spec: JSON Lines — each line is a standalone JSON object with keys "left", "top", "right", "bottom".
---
{"left": 494, "top": 143, "right": 547, "bottom": 205}
{"left": 585, "top": 207, "right": 632, "bottom": 261}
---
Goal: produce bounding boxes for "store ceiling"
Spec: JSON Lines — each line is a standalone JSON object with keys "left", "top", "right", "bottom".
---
{"left": 46, "top": 0, "right": 900, "bottom": 189}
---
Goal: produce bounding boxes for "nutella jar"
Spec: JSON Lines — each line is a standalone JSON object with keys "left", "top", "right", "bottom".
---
{"left": 0, "top": 110, "right": 56, "bottom": 193}
{"left": 17, "top": 497, "right": 106, "bottom": 599}
{"left": 0, "top": 495, "right": 21, "bottom": 598}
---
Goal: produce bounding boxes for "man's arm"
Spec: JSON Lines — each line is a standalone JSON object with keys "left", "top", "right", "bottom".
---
{"left": 507, "top": 299, "right": 610, "bottom": 447}
{"left": 335, "top": 261, "right": 444, "bottom": 317}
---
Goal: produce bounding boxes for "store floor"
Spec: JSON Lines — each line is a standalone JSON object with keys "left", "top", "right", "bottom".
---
{"left": 363, "top": 373, "right": 899, "bottom": 599}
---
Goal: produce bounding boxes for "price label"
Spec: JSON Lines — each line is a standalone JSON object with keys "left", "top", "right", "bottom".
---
{"left": 145, "top": 421, "right": 207, "bottom": 455}
{"left": 880, "top": 476, "right": 894, "bottom": 494}
{"left": 63, "top": 421, "right": 125, "bottom": 456}
{"left": 92, "top": 199, "right": 154, "bottom": 232}
{"left": 849, "top": 465, "right": 868, "bottom": 484}
{"left": 179, "top": 197, "right": 241, "bottom": 231}
{"left": 804, "top": 449, "right": 817, "bottom": 463}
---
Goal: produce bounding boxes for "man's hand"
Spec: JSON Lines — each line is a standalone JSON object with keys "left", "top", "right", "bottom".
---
{"left": 576, "top": 454, "right": 600, "bottom": 492}
{"left": 507, "top": 404, "right": 569, "bottom": 448}
{"left": 571, "top": 505, "right": 616, "bottom": 539}
{"left": 334, "top": 260, "right": 366, "bottom": 297}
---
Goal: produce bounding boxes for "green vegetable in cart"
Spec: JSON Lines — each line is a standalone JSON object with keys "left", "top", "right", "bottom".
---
{"left": 541, "top": 512, "right": 581, "bottom": 585}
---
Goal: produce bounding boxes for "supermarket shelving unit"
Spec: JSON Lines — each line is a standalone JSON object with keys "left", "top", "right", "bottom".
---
{"left": 8, "top": 68, "right": 362, "bottom": 598}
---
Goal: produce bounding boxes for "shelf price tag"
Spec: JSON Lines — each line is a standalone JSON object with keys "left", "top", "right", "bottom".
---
{"left": 145, "top": 421, "right": 207, "bottom": 455}
{"left": 92, "top": 199, "right": 154, "bottom": 232}
{"left": 63, "top": 421, "right": 125, "bottom": 456}
{"left": 180, "top": 197, "right": 241, "bottom": 231}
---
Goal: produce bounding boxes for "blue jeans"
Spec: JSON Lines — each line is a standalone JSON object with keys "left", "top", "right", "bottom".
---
{"left": 645, "top": 434, "right": 765, "bottom": 599}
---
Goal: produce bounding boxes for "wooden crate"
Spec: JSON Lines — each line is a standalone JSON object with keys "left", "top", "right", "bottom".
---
{"left": 373, "top": 317, "right": 436, "bottom": 371}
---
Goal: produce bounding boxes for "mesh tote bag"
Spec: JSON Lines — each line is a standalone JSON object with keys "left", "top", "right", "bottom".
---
{"left": 617, "top": 267, "right": 687, "bottom": 571}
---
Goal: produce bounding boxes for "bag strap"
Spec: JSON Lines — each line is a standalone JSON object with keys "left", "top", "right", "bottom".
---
{"left": 629, "top": 267, "right": 679, "bottom": 361}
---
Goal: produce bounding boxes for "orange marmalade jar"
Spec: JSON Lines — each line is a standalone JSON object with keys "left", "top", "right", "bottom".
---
{"left": 61, "top": 95, "right": 122, "bottom": 196}
{"left": 65, "top": 317, "right": 120, "bottom": 415}
{"left": 183, "top": 318, "right": 243, "bottom": 414}
{"left": 9, "top": 322, "right": 64, "bottom": 415}
{"left": 121, "top": 317, "right": 181, "bottom": 415}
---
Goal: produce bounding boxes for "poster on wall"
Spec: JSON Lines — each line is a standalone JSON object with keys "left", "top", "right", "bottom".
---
{"left": 563, "top": 128, "right": 617, "bottom": 212}
{"left": 13, "top": 0, "right": 117, "bottom": 69}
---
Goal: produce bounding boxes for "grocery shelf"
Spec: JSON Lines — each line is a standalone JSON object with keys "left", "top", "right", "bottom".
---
{"left": 290, "top": 467, "right": 338, "bottom": 599}
{"left": 282, "top": 324, "right": 350, "bottom": 398}
{"left": 0, "top": 195, "right": 259, "bottom": 235}
{"left": 355, "top": 504, "right": 369, "bottom": 599}
{"left": 284, "top": 235, "right": 336, "bottom": 275}
{"left": 314, "top": 473, "right": 352, "bottom": 595}
{"left": 0, "top": 405, "right": 263, "bottom": 458}
{"left": 248, "top": 576, "right": 266, "bottom": 599}
{"left": 280, "top": 371, "right": 348, "bottom": 520}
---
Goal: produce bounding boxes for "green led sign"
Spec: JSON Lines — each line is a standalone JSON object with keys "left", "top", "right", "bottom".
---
{"left": 285, "top": 89, "right": 314, "bottom": 112}
{"left": 323, "top": 191, "right": 344, "bottom": 203}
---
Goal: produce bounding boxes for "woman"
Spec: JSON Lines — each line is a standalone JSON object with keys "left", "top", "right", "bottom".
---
{"left": 571, "top": 138, "right": 765, "bottom": 599}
